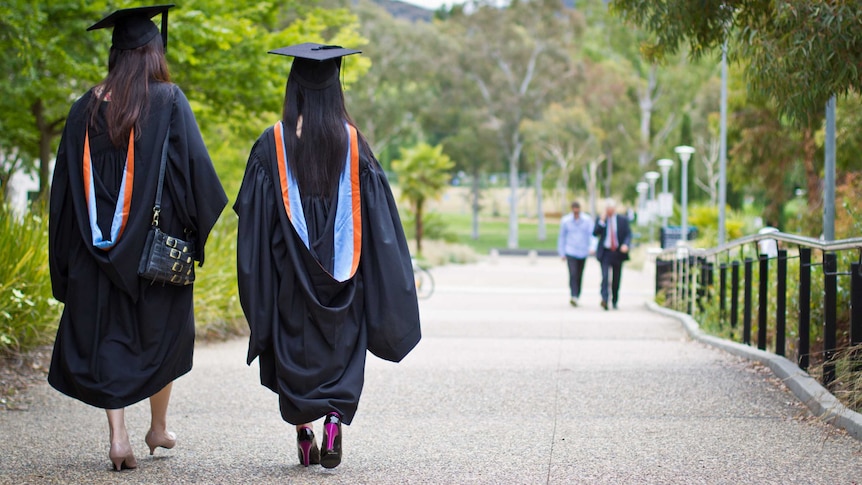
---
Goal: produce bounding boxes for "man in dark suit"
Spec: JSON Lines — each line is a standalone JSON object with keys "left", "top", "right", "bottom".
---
{"left": 593, "top": 199, "right": 631, "bottom": 310}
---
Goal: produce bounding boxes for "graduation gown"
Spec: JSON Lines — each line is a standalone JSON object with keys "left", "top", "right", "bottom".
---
{"left": 234, "top": 123, "right": 421, "bottom": 425}
{"left": 47, "top": 82, "right": 227, "bottom": 409}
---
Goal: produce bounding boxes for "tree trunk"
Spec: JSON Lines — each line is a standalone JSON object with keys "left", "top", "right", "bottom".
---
{"left": 535, "top": 156, "right": 545, "bottom": 241}
{"left": 637, "top": 65, "right": 657, "bottom": 168}
{"left": 32, "top": 99, "right": 49, "bottom": 204}
{"left": 471, "top": 169, "right": 480, "bottom": 240}
{"left": 507, "top": 143, "right": 522, "bottom": 249}
{"left": 604, "top": 146, "right": 613, "bottom": 198}
{"left": 31, "top": 98, "right": 62, "bottom": 207}
{"left": 801, "top": 126, "right": 820, "bottom": 209}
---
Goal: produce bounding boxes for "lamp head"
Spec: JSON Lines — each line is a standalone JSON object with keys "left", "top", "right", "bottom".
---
{"left": 674, "top": 145, "right": 695, "bottom": 163}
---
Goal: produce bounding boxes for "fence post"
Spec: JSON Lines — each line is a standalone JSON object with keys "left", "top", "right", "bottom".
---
{"left": 720, "top": 262, "right": 727, "bottom": 325}
{"left": 686, "top": 254, "right": 697, "bottom": 316}
{"left": 673, "top": 254, "right": 680, "bottom": 312}
{"left": 798, "top": 247, "right": 811, "bottom": 370}
{"left": 776, "top": 249, "right": 787, "bottom": 356}
{"left": 731, "top": 261, "right": 740, "bottom": 339}
{"left": 823, "top": 252, "right": 837, "bottom": 387}
{"left": 852, "top": 262, "right": 862, "bottom": 347}
{"left": 743, "top": 258, "right": 753, "bottom": 346}
{"left": 758, "top": 254, "right": 769, "bottom": 351}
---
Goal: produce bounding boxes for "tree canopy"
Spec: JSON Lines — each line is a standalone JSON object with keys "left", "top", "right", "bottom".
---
{"left": 610, "top": 0, "right": 862, "bottom": 126}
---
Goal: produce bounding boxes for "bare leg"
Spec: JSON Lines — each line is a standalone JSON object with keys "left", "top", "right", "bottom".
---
{"left": 106, "top": 408, "right": 137, "bottom": 470}
{"left": 145, "top": 383, "right": 177, "bottom": 454}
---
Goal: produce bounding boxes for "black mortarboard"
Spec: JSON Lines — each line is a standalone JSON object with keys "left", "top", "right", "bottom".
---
{"left": 268, "top": 43, "right": 361, "bottom": 90}
{"left": 88, "top": 4, "right": 174, "bottom": 52}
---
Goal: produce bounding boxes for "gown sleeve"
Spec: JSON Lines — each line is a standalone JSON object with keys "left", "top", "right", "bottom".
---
{"left": 359, "top": 152, "right": 421, "bottom": 363}
{"left": 48, "top": 123, "right": 74, "bottom": 303}
{"left": 233, "top": 138, "right": 279, "bottom": 365}
{"left": 165, "top": 87, "right": 227, "bottom": 266}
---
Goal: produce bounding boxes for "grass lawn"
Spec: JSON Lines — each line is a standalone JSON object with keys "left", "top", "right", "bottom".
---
{"left": 441, "top": 212, "right": 560, "bottom": 255}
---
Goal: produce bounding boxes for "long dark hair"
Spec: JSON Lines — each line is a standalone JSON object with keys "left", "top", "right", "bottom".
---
{"left": 282, "top": 63, "right": 355, "bottom": 197}
{"left": 88, "top": 34, "right": 170, "bottom": 147}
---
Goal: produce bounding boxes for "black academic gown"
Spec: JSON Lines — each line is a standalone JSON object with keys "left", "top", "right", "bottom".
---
{"left": 47, "top": 83, "right": 227, "bottom": 409}
{"left": 234, "top": 125, "right": 421, "bottom": 425}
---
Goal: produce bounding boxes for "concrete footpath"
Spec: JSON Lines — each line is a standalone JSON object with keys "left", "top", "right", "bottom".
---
{"left": 1, "top": 256, "right": 860, "bottom": 484}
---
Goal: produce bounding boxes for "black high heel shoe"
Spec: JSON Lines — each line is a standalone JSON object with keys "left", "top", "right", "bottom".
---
{"left": 320, "top": 412, "right": 342, "bottom": 469}
{"left": 296, "top": 427, "right": 320, "bottom": 467}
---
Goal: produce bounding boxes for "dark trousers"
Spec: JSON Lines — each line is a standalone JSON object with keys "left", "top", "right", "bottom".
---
{"left": 599, "top": 251, "right": 623, "bottom": 305}
{"left": 565, "top": 256, "right": 586, "bottom": 298}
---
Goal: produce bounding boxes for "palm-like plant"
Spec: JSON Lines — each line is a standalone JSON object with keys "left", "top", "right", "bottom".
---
{"left": 391, "top": 143, "right": 454, "bottom": 255}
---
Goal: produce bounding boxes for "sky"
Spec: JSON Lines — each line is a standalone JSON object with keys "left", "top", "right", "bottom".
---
{"left": 399, "top": 0, "right": 461, "bottom": 9}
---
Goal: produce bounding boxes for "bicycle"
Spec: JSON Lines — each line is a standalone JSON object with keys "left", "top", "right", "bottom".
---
{"left": 412, "top": 258, "right": 434, "bottom": 299}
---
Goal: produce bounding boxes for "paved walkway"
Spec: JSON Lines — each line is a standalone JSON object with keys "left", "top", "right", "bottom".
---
{"left": 1, "top": 256, "right": 860, "bottom": 484}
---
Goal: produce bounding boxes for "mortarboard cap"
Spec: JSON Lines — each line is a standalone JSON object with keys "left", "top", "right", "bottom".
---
{"left": 88, "top": 4, "right": 174, "bottom": 52}
{"left": 268, "top": 43, "right": 361, "bottom": 90}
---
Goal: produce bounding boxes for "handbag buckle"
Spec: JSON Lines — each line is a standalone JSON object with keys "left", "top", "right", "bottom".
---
{"left": 170, "top": 248, "right": 182, "bottom": 259}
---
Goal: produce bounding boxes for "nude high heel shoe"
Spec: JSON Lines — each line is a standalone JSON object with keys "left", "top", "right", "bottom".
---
{"left": 145, "top": 430, "right": 177, "bottom": 455}
{"left": 109, "top": 442, "right": 138, "bottom": 471}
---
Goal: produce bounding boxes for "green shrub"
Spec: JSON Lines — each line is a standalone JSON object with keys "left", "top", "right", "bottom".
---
{"left": 0, "top": 205, "right": 61, "bottom": 355}
{"left": 191, "top": 213, "right": 247, "bottom": 339}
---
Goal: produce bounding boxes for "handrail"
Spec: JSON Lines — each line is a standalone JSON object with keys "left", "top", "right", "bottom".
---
{"left": 655, "top": 232, "right": 862, "bottom": 257}
{"left": 653, "top": 230, "right": 862, "bottom": 393}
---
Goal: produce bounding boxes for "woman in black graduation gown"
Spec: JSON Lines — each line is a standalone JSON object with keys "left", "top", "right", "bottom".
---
{"left": 234, "top": 43, "right": 421, "bottom": 469}
{"left": 47, "top": 6, "right": 227, "bottom": 471}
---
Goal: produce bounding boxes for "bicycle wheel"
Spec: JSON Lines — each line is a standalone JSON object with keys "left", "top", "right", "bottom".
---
{"left": 414, "top": 266, "right": 434, "bottom": 299}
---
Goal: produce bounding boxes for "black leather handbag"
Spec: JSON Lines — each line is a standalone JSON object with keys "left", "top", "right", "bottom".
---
{"left": 137, "top": 118, "right": 196, "bottom": 286}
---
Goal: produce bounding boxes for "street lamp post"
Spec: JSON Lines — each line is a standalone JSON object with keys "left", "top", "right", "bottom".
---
{"left": 644, "top": 171, "right": 660, "bottom": 243}
{"left": 636, "top": 181, "right": 649, "bottom": 220}
{"left": 644, "top": 171, "right": 659, "bottom": 201}
{"left": 674, "top": 146, "right": 695, "bottom": 246}
{"left": 657, "top": 158, "right": 674, "bottom": 230}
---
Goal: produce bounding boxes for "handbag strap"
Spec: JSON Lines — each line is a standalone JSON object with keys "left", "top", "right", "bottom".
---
{"left": 151, "top": 85, "right": 176, "bottom": 228}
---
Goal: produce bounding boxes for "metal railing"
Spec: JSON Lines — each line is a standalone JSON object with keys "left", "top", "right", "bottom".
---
{"left": 655, "top": 232, "right": 862, "bottom": 388}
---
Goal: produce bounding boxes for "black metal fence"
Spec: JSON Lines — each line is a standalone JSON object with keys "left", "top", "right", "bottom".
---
{"left": 655, "top": 233, "right": 862, "bottom": 388}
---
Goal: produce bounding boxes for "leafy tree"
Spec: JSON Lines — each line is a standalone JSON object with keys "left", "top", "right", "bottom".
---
{"left": 348, "top": 0, "right": 442, "bottom": 161}
{"left": 0, "top": 0, "right": 108, "bottom": 204}
{"left": 445, "top": 0, "right": 585, "bottom": 248}
{"left": 0, "top": 0, "right": 366, "bottom": 203}
{"left": 391, "top": 142, "right": 454, "bottom": 254}
{"left": 609, "top": 0, "right": 862, "bottom": 127}
{"left": 521, "top": 102, "right": 600, "bottom": 215}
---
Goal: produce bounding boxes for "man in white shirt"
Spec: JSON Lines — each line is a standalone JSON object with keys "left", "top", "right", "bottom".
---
{"left": 558, "top": 201, "right": 593, "bottom": 306}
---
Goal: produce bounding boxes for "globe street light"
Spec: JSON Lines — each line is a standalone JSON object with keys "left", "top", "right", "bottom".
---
{"left": 657, "top": 158, "right": 674, "bottom": 229}
{"left": 674, "top": 145, "right": 695, "bottom": 246}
